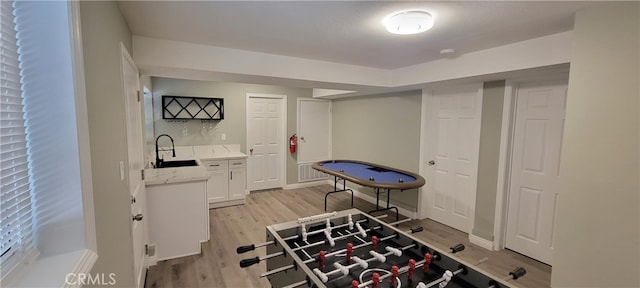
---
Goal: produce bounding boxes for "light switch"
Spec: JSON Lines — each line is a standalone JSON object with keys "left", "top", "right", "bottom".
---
{"left": 221, "top": 133, "right": 226, "bottom": 141}
{"left": 119, "top": 161, "right": 125, "bottom": 181}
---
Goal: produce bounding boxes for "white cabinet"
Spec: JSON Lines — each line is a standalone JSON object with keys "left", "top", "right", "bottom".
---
{"left": 203, "top": 160, "right": 229, "bottom": 203}
{"left": 146, "top": 180, "right": 208, "bottom": 262}
{"left": 202, "top": 158, "right": 247, "bottom": 208}
{"left": 229, "top": 159, "right": 247, "bottom": 200}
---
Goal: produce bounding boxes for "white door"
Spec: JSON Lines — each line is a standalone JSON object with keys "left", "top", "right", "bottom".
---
{"left": 121, "top": 44, "right": 147, "bottom": 288}
{"left": 297, "top": 99, "right": 332, "bottom": 163}
{"left": 426, "top": 84, "right": 482, "bottom": 232}
{"left": 505, "top": 80, "right": 567, "bottom": 265}
{"left": 247, "top": 94, "right": 285, "bottom": 191}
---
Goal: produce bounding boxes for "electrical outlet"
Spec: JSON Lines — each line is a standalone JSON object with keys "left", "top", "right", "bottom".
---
{"left": 221, "top": 133, "right": 226, "bottom": 141}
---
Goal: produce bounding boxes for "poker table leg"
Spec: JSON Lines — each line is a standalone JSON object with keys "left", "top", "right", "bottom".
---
{"left": 324, "top": 176, "right": 354, "bottom": 211}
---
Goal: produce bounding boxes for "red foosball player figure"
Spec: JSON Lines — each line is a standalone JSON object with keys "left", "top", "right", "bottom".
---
{"left": 408, "top": 259, "right": 416, "bottom": 280}
{"left": 372, "top": 272, "right": 380, "bottom": 288}
{"left": 390, "top": 265, "right": 399, "bottom": 286}
{"left": 319, "top": 250, "right": 326, "bottom": 271}
{"left": 346, "top": 242, "right": 353, "bottom": 263}
{"left": 351, "top": 280, "right": 359, "bottom": 288}
{"left": 371, "top": 236, "right": 378, "bottom": 251}
{"left": 424, "top": 253, "right": 432, "bottom": 272}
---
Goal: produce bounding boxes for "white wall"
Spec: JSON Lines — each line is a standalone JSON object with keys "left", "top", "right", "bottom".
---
{"left": 332, "top": 91, "right": 422, "bottom": 211}
{"left": 149, "top": 77, "right": 313, "bottom": 184}
{"left": 80, "top": 2, "right": 136, "bottom": 286}
{"left": 552, "top": 3, "right": 639, "bottom": 287}
{"left": 472, "top": 81, "right": 505, "bottom": 241}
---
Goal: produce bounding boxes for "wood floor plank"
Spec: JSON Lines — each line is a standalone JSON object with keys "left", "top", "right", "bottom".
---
{"left": 145, "top": 184, "right": 551, "bottom": 288}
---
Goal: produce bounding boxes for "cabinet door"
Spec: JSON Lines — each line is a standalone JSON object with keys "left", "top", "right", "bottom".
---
{"left": 207, "top": 169, "right": 229, "bottom": 203}
{"left": 147, "top": 181, "right": 207, "bottom": 261}
{"left": 229, "top": 167, "right": 247, "bottom": 200}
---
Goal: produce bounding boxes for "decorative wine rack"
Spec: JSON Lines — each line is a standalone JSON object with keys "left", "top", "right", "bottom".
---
{"left": 162, "top": 95, "right": 224, "bottom": 120}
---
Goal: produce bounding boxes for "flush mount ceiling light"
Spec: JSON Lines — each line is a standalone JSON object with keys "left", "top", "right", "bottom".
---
{"left": 383, "top": 10, "right": 434, "bottom": 35}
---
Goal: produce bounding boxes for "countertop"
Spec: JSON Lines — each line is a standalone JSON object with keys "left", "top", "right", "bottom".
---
{"left": 144, "top": 164, "right": 209, "bottom": 186}
{"left": 145, "top": 145, "right": 248, "bottom": 185}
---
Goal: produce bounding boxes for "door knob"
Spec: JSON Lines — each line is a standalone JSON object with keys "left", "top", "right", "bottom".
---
{"left": 132, "top": 214, "right": 143, "bottom": 221}
{"left": 428, "top": 160, "right": 435, "bottom": 166}
{"left": 131, "top": 196, "right": 136, "bottom": 204}
{"left": 250, "top": 148, "right": 254, "bottom": 153}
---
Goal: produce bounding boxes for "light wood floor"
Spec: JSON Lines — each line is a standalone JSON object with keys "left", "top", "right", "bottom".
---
{"left": 145, "top": 185, "right": 551, "bottom": 288}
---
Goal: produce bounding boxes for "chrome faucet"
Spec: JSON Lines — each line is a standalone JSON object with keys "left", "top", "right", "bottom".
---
{"left": 155, "top": 134, "right": 176, "bottom": 168}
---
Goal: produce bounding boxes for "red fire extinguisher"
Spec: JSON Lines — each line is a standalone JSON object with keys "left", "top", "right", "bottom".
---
{"left": 289, "top": 134, "right": 297, "bottom": 153}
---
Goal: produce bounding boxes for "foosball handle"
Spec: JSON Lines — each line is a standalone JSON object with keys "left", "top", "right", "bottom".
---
{"left": 509, "top": 267, "right": 527, "bottom": 280}
{"left": 410, "top": 226, "right": 424, "bottom": 233}
{"left": 450, "top": 243, "right": 465, "bottom": 253}
{"left": 236, "top": 244, "right": 255, "bottom": 254}
{"left": 240, "top": 257, "right": 260, "bottom": 268}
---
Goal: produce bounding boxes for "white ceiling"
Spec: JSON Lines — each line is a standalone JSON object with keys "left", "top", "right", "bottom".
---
{"left": 117, "top": 1, "right": 607, "bottom": 70}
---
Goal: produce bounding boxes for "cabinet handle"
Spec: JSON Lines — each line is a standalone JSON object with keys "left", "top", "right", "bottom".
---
{"left": 209, "top": 164, "right": 220, "bottom": 167}
{"left": 230, "top": 171, "right": 233, "bottom": 180}
{"left": 232, "top": 162, "right": 242, "bottom": 165}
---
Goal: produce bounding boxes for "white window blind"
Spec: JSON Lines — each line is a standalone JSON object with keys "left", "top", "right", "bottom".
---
{"left": 0, "top": 0, "right": 35, "bottom": 277}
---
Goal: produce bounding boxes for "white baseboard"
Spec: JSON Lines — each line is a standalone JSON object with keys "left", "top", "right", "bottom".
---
{"left": 468, "top": 234, "right": 495, "bottom": 251}
{"left": 284, "top": 180, "right": 329, "bottom": 190}
{"left": 332, "top": 181, "right": 418, "bottom": 219}
{"left": 209, "top": 199, "right": 244, "bottom": 209}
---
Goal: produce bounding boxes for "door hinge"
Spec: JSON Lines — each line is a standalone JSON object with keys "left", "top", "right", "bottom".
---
{"left": 141, "top": 169, "right": 145, "bottom": 180}
{"left": 137, "top": 90, "right": 141, "bottom": 102}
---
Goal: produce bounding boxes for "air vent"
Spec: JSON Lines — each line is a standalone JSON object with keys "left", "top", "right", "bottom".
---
{"left": 298, "top": 163, "right": 328, "bottom": 182}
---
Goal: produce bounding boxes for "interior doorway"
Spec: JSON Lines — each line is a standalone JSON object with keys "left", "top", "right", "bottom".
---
{"left": 504, "top": 80, "right": 567, "bottom": 265}
{"left": 246, "top": 93, "right": 287, "bottom": 191}
{"left": 420, "top": 84, "right": 483, "bottom": 233}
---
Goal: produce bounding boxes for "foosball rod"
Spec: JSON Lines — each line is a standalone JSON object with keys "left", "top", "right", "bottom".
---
{"left": 315, "top": 242, "right": 419, "bottom": 284}
{"left": 356, "top": 253, "right": 483, "bottom": 288}
{"left": 355, "top": 255, "right": 431, "bottom": 288}
{"left": 487, "top": 267, "right": 527, "bottom": 288}
{"left": 237, "top": 213, "right": 384, "bottom": 254}
{"left": 303, "top": 233, "right": 398, "bottom": 263}
{"left": 236, "top": 240, "right": 276, "bottom": 254}
{"left": 239, "top": 251, "right": 284, "bottom": 268}
{"left": 259, "top": 264, "right": 296, "bottom": 278}
{"left": 292, "top": 217, "right": 415, "bottom": 253}
{"left": 302, "top": 213, "right": 408, "bottom": 242}
{"left": 421, "top": 267, "right": 464, "bottom": 288}
{"left": 280, "top": 280, "right": 308, "bottom": 288}
{"left": 417, "top": 257, "right": 489, "bottom": 288}
{"left": 301, "top": 217, "right": 368, "bottom": 239}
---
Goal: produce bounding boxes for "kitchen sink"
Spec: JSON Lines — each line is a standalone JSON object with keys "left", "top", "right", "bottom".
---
{"left": 156, "top": 159, "right": 199, "bottom": 168}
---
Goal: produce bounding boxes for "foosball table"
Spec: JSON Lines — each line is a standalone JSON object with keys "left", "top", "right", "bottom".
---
{"left": 237, "top": 209, "right": 526, "bottom": 288}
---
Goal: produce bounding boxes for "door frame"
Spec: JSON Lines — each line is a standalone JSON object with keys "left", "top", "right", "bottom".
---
{"left": 417, "top": 83, "right": 483, "bottom": 235}
{"left": 121, "top": 43, "right": 147, "bottom": 288}
{"left": 245, "top": 93, "right": 287, "bottom": 190}
{"left": 493, "top": 76, "right": 569, "bottom": 251}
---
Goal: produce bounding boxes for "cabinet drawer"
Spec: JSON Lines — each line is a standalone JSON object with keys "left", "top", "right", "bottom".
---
{"left": 229, "top": 159, "right": 246, "bottom": 168}
{"left": 201, "top": 160, "right": 228, "bottom": 170}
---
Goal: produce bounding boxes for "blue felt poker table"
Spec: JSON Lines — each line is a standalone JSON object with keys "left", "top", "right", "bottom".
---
{"left": 312, "top": 160, "right": 425, "bottom": 220}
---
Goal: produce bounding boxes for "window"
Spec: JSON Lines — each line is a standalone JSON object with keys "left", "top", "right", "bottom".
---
{"left": 0, "top": 0, "right": 36, "bottom": 278}
{"left": 1, "top": 1, "right": 96, "bottom": 285}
